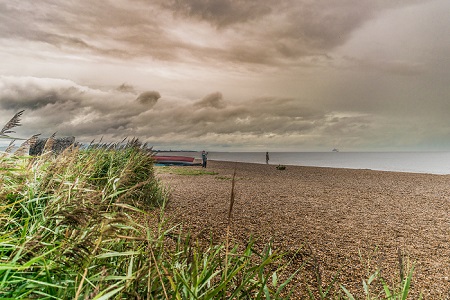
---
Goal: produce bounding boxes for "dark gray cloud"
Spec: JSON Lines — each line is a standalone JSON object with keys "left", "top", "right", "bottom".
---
{"left": 194, "top": 92, "right": 226, "bottom": 109}
{"left": 2, "top": 75, "right": 450, "bottom": 151}
{"left": 0, "top": 78, "right": 82, "bottom": 111}
{"left": 0, "top": 76, "right": 155, "bottom": 139}
{"left": 161, "top": 0, "right": 272, "bottom": 27}
{"left": 136, "top": 94, "right": 328, "bottom": 138}
{"left": 136, "top": 91, "right": 161, "bottom": 106}
{"left": 0, "top": 76, "right": 343, "bottom": 147}
{"left": 0, "top": 0, "right": 429, "bottom": 67}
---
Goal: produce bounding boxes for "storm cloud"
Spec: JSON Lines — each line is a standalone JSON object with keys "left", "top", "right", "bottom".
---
{"left": 0, "top": 0, "right": 431, "bottom": 67}
{"left": 194, "top": 92, "right": 226, "bottom": 109}
{"left": 0, "top": 76, "right": 376, "bottom": 150}
{"left": 1, "top": 1, "right": 449, "bottom": 150}
{"left": 161, "top": 0, "right": 273, "bottom": 28}
{"left": 136, "top": 91, "right": 161, "bottom": 106}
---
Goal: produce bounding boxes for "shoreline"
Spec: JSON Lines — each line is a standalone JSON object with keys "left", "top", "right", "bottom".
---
{"left": 154, "top": 151, "right": 450, "bottom": 175}
{"left": 208, "top": 159, "right": 450, "bottom": 176}
{"left": 156, "top": 160, "right": 450, "bottom": 298}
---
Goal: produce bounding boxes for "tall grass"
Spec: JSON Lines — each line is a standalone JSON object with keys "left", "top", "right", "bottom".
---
{"left": 1, "top": 143, "right": 159, "bottom": 298}
{"left": 0, "top": 141, "right": 298, "bottom": 299}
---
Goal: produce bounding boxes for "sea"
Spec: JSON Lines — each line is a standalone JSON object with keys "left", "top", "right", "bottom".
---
{"left": 3, "top": 145, "right": 450, "bottom": 175}
{"left": 155, "top": 151, "right": 450, "bottom": 175}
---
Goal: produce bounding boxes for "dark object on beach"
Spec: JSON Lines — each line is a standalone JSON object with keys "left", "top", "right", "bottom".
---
{"left": 153, "top": 155, "right": 200, "bottom": 166}
{"left": 29, "top": 136, "right": 76, "bottom": 155}
{"left": 276, "top": 164, "right": 286, "bottom": 170}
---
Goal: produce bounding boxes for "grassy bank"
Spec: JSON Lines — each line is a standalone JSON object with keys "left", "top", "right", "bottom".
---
{"left": 0, "top": 143, "right": 301, "bottom": 299}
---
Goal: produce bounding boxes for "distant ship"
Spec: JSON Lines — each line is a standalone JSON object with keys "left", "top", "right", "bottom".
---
{"left": 332, "top": 148, "right": 339, "bottom": 152}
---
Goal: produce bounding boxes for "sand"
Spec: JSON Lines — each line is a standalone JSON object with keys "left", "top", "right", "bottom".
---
{"left": 156, "top": 160, "right": 450, "bottom": 298}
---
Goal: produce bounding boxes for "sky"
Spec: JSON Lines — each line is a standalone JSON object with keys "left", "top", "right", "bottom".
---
{"left": 1, "top": 0, "right": 449, "bottom": 151}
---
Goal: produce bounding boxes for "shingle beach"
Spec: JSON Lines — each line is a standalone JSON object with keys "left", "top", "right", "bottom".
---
{"left": 156, "top": 160, "right": 450, "bottom": 298}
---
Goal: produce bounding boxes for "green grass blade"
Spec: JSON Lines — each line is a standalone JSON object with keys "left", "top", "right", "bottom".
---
{"left": 401, "top": 266, "right": 414, "bottom": 300}
{"left": 91, "top": 286, "right": 125, "bottom": 300}
{"left": 340, "top": 285, "right": 356, "bottom": 300}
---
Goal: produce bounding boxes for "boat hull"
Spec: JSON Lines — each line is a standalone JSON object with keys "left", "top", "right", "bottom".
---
{"left": 154, "top": 155, "right": 194, "bottom": 162}
{"left": 153, "top": 155, "right": 199, "bottom": 166}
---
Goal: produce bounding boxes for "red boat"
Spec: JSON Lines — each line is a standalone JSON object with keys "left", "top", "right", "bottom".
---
{"left": 153, "top": 155, "right": 198, "bottom": 166}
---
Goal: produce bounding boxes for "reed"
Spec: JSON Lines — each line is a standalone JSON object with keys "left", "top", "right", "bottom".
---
{"left": 0, "top": 142, "right": 163, "bottom": 298}
{"left": 0, "top": 139, "right": 296, "bottom": 299}
{"left": 0, "top": 110, "right": 24, "bottom": 138}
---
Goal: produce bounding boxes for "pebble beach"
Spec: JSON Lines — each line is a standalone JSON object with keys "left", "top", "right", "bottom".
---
{"left": 156, "top": 160, "right": 450, "bottom": 298}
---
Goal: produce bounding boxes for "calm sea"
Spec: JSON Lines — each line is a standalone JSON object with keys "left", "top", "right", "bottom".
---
{"left": 156, "top": 151, "right": 450, "bottom": 175}
{"left": 3, "top": 146, "right": 450, "bottom": 174}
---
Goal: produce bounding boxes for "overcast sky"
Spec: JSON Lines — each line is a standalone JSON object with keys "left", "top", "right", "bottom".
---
{"left": 1, "top": 0, "right": 449, "bottom": 151}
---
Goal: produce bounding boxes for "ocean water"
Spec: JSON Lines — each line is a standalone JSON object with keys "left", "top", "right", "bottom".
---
{"left": 4, "top": 146, "right": 450, "bottom": 174}
{"left": 155, "top": 151, "right": 450, "bottom": 175}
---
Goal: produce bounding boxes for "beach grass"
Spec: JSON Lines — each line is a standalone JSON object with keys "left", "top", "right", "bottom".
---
{"left": 0, "top": 142, "right": 298, "bottom": 299}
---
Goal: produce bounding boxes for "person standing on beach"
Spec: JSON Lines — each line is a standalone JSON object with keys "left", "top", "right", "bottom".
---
{"left": 266, "top": 152, "right": 269, "bottom": 164}
{"left": 202, "top": 150, "right": 208, "bottom": 168}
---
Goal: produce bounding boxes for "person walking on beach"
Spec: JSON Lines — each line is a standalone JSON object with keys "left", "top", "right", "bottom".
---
{"left": 202, "top": 150, "right": 208, "bottom": 168}
{"left": 266, "top": 151, "right": 269, "bottom": 164}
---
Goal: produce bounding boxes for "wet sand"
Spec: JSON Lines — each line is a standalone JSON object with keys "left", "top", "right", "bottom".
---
{"left": 156, "top": 160, "right": 450, "bottom": 298}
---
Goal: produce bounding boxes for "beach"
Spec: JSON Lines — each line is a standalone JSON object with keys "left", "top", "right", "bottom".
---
{"left": 156, "top": 160, "right": 450, "bottom": 298}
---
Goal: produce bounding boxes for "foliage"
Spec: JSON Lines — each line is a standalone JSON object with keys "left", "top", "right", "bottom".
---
{"left": 0, "top": 144, "right": 164, "bottom": 298}
{"left": 156, "top": 166, "right": 218, "bottom": 176}
{"left": 0, "top": 145, "right": 297, "bottom": 299}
